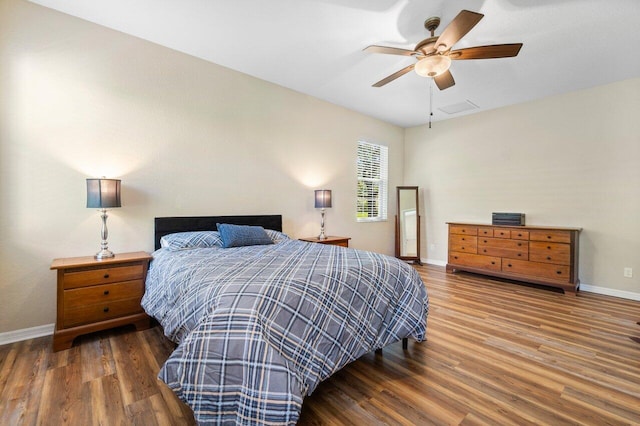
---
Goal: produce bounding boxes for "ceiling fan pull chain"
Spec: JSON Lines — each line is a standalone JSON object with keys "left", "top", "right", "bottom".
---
{"left": 429, "top": 78, "right": 434, "bottom": 129}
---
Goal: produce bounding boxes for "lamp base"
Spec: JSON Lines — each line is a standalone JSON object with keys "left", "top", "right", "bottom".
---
{"left": 95, "top": 249, "right": 115, "bottom": 259}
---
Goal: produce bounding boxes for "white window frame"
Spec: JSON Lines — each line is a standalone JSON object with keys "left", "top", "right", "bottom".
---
{"left": 356, "top": 140, "right": 388, "bottom": 222}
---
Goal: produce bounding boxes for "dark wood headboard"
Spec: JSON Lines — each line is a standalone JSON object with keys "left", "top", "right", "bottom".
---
{"left": 154, "top": 215, "right": 283, "bottom": 250}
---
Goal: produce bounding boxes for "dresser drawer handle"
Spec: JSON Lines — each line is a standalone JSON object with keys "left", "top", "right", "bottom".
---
{"left": 103, "top": 274, "right": 110, "bottom": 279}
{"left": 454, "top": 256, "right": 458, "bottom": 260}
{"left": 461, "top": 246, "right": 465, "bottom": 250}
{"left": 103, "top": 307, "right": 110, "bottom": 313}
{"left": 547, "top": 256, "right": 551, "bottom": 260}
{"left": 547, "top": 236, "right": 552, "bottom": 239}
{"left": 556, "top": 271, "right": 562, "bottom": 275}
{"left": 483, "top": 240, "right": 487, "bottom": 243}
{"left": 461, "top": 237, "right": 465, "bottom": 241}
{"left": 547, "top": 246, "right": 551, "bottom": 250}
{"left": 462, "top": 229, "right": 466, "bottom": 233}
{"left": 104, "top": 290, "right": 110, "bottom": 295}
{"left": 517, "top": 233, "right": 522, "bottom": 237}
{"left": 491, "top": 261, "right": 496, "bottom": 265}
{"left": 507, "top": 264, "right": 512, "bottom": 267}
{"left": 517, "top": 253, "right": 522, "bottom": 257}
{"left": 517, "top": 243, "right": 522, "bottom": 246}
{"left": 483, "top": 249, "right": 487, "bottom": 253}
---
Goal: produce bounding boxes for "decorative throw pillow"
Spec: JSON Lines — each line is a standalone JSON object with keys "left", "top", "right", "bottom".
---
{"left": 217, "top": 223, "right": 274, "bottom": 248}
{"left": 160, "top": 231, "right": 223, "bottom": 250}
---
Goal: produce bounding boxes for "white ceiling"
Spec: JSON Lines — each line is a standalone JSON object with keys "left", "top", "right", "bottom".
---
{"left": 28, "top": 0, "right": 640, "bottom": 128}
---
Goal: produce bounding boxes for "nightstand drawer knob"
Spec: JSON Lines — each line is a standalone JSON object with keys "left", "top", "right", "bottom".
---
{"left": 103, "top": 307, "right": 109, "bottom": 313}
{"left": 103, "top": 274, "right": 110, "bottom": 279}
{"left": 104, "top": 290, "right": 110, "bottom": 295}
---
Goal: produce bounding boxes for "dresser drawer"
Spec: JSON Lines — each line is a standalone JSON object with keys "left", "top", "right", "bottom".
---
{"left": 449, "top": 225, "right": 477, "bottom": 236}
{"left": 511, "top": 230, "right": 529, "bottom": 240}
{"left": 63, "top": 297, "right": 144, "bottom": 328}
{"left": 493, "top": 228, "right": 512, "bottom": 239}
{"left": 64, "top": 280, "right": 144, "bottom": 309}
{"left": 449, "top": 234, "right": 477, "bottom": 253}
{"left": 449, "top": 252, "right": 501, "bottom": 271}
{"left": 478, "top": 238, "right": 528, "bottom": 260}
{"left": 502, "top": 259, "right": 570, "bottom": 282}
{"left": 529, "top": 230, "right": 571, "bottom": 244}
{"left": 529, "top": 242, "right": 570, "bottom": 265}
{"left": 63, "top": 264, "right": 145, "bottom": 289}
{"left": 477, "top": 227, "right": 493, "bottom": 237}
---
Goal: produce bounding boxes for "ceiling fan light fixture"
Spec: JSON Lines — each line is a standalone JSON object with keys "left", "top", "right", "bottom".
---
{"left": 415, "top": 55, "right": 451, "bottom": 77}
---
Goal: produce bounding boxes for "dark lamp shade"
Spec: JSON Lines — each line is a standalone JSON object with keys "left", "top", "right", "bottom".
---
{"left": 87, "top": 178, "right": 121, "bottom": 209}
{"left": 314, "top": 189, "right": 332, "bottom": 208}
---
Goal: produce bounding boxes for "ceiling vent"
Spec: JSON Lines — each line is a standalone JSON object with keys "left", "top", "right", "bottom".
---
{"left": 438, "top": 100, "right": 479, "bottom": 115}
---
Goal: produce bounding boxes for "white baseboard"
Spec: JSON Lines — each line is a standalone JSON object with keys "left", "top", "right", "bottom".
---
{"left": 424, "top": 258, "right": 446, "bottom": 267}
{"left": 579, "top": 284, "right": 640, "bottom": 301}
{"left": 0, "top": 323, "right": 54, "bottom": 346}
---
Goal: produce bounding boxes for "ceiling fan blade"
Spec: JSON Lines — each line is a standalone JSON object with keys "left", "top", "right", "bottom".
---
{"left": 434, "top": 70, "right": 455, "bottom": 90}
{"left": 363, "top": 45, "right": 417, "bottom": 57}
{"left": 449, "top": 43, "right": 523, "bottom": 60}
{"left": 372, "top": 64, "right": 415, "bottom": 87}
{"left": 435, "top": 10, "right": 484, "bottom": 52}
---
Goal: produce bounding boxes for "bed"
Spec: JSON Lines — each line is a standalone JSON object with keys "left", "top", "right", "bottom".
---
{"left": 142, "top": 215, "right": 429, "bottom": 425}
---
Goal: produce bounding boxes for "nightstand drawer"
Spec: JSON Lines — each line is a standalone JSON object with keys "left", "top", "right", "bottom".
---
{"left": 63, "top": 279, "right": 145, "bottom": 308}
{"left": 64, "top": 297, "right": 144, "bottom": 328}
{"left": 63, "top": 264, "right": 145, "bottom": 289}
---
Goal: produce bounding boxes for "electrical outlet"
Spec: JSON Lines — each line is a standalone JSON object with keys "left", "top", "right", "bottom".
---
{"left": 624, "top": 267, "right": 633, "bottom": 278}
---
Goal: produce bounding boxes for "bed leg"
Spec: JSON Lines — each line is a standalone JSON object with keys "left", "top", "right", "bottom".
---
{"left": 402, "top": 338, "right": 408, "bottom": 350}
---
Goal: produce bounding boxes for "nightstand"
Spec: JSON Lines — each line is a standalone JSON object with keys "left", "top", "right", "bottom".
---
{"left": 50, "top": 251, "right": 152, "bottom": 352}
{"left": 299, "top": 236, "right": 351, "bottom": 247}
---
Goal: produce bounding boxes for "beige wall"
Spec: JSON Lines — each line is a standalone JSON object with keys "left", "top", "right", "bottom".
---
{"left": 0, "top": 0, "right": 404, "bottom": 333}
{"left": 405, "top": 77, "right": 640, "bottom": 296}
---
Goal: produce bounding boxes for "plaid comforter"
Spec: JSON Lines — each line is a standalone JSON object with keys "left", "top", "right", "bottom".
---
{"left": 142, "top": 238, "right": 428, "bottom": 425}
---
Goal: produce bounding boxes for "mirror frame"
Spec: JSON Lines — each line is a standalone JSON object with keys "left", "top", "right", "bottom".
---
{"left": 395, "top": 186, "right": 421, "bottom": 264}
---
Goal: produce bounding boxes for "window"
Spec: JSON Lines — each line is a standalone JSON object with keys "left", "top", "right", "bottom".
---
{"left": 357, "top": 141, "right": 388, "bottom": 222}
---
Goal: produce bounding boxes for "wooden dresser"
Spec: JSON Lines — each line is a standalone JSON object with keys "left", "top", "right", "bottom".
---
{"left": 51, "top": 251, "right": 152, "bottom": 351}
{"left": 446, "top": 223, "right": 581, "bottom": 294}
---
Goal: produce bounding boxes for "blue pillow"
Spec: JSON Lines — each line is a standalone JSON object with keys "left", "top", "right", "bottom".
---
{"left": 217, "top": 223, "right": 274, "bottom": 248}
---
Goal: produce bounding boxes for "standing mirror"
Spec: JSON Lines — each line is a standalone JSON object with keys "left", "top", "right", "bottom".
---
{"left": 395, "top": 186, "right": 421, "bottom": 264}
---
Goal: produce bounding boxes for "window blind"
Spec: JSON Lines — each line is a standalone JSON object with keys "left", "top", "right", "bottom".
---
{"left": 357, "top": 141, "right": 388, "bottom": 222}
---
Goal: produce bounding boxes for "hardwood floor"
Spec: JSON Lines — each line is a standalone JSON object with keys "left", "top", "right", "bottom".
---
{"left": 1, "top": 265, "right": 639, "bottom": 425}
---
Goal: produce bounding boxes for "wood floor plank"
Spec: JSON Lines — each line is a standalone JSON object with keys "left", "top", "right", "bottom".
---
{"left": 88, "top": 374, "right": 128, "bottom": 425}
{"left": 1, "top": 264, "right": 639, "bottom": 425}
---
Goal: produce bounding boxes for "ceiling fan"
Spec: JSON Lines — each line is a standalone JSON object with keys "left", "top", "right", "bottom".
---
{"left": 364, "top": 10, "right": 523, "bottom": 90}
